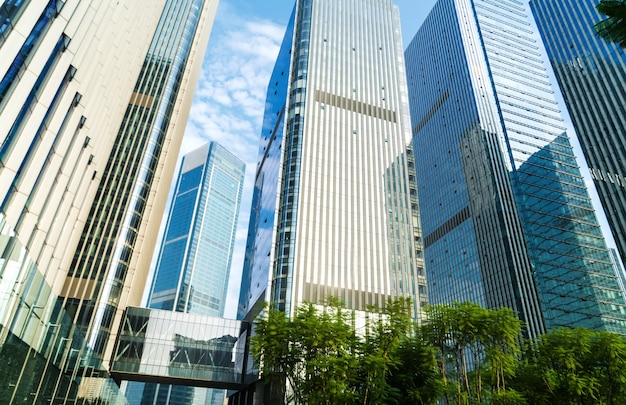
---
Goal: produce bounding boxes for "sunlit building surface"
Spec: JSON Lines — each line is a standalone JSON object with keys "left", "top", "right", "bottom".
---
{"left": 405, "top": 0, "right": 626, "bottom": 337}
{"left": 0, "top": 214, "right": 129, "bottom": 404}
{"left": 65, "top": 0, "right": 219, "bottom": 365}
{"left": 530, "top": 0, "right": 626, "bottom": 272}
{"left": 233, "top": 2, "right": 425, "bottom": 402}
{"left": 125, "top": 142, "right": 244, "bottom": 404}
{"left": 0, "top": 0, "right": 217, "bottom": 402}
{"left": 238, "top": 0, "right": 424, "bottom": 322}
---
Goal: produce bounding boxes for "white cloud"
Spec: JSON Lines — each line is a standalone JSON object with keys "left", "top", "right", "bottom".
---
{"left": 180, "top": 3, "right": 286, "bottom": 318}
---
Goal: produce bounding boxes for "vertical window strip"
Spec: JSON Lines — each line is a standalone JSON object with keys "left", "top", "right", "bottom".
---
{"left": 18, "top": 92, "right": 81, "bottom": 232}
{"left": 0, "top": 32, "right": 68, "bottom": 163}
{"left": 0, "top": 0, "right": 31, "bottom": 47}
{"left": 0, "top": 0, "right": 59, "bottom": 105}
{"left": 32, "top": 116, "right": 86, "bottom": 267}
{"left": 1, "top": 63, "right": 75, "bottom": 214}
{"left": 273, "top": 0, "right": 312, "bottom": 314}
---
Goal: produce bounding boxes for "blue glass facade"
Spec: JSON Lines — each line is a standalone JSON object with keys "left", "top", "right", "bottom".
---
{"left": 406, "top": 0, "right": 626, "bottom": 336}
{"left": 530, "top": 0, "right": 626, "bottom": 279}
{"left": 0, "top": 0, "right": 31, "bottom": 46}
{"left": 237, "top": 9, "right": 295, "bottom": 320}
{"left": 148, "top": 142, "right": 244, "bottom": 316}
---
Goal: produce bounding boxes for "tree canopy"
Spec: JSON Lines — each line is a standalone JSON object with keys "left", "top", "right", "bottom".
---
{"left": 251, "top": 298, "right": 626, "bottom": 404}
{"left": 595, "top": 0, "right": 626, "bottom": 48}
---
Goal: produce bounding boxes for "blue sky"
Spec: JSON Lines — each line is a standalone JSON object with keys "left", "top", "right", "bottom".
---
{"left": 174, "top": 0, "right": 437, "bottom": 317}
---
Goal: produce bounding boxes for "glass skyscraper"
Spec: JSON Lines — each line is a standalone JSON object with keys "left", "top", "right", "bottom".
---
{"left": 0, "top": 0, "right": 218, "bottom": 402}
{"left": 405, "top": 0, "right": 626, "bottom": 337}
{"left": 148, "top": 142, "right": 244, "bottom": 317}
{"left": 238, "top": 0, "right": 425, "bottom": 324}
{"left": 530, "top": 0, "right": 626, "bottom": 273}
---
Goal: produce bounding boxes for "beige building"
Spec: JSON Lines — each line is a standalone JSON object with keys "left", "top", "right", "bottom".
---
{"left": 0, "top": 0, "right": 218, "bottom": 402}
{"left": 238, "top": 0, "right": 426, "bottom": 321}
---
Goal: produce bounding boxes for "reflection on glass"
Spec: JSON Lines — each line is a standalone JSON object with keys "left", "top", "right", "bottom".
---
{"left": 0, "top": 213, "right": 128, "bottom": 404}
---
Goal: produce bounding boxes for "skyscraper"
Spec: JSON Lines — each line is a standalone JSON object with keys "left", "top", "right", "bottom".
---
{"left": 238, "top": 0, "right": 425, "bottom": 325}
{"left": 529, "top": 0, "right": 626, "bottom": 271}
{"left": 148, "top": 142, "right": 244, "bottom": 317}
{"left": 0, "top": 0, "right": 217, "bottom": 402}
{"left": 127, "top": 142, "right": 244, "bottom": 405}
{"left": 405, "top": 0, "right": 626, "bottom": 337}
{"left": 61, "top": 0, "right": 218, "bottom": 365}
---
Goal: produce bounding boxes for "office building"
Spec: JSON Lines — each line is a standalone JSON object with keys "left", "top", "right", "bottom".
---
{"left": 405, "top": 0, "right": 626, "bottom": 337}
{"left": 127, "top": 142, "right": 244, "bottom": 404}
{"left": 0, "top": 0, "right": 218, "bottom": 403}
{"left": 237, "top": 0, "right": 425, "bottom": 325}
{"left": 530, "top": 0, "right": 626, "bottom": 271}
{"left": 148, "top": 142, "right": 244, "bottom": 317}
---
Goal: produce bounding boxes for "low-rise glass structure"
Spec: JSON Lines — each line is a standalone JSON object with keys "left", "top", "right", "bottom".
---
{"left": 111, "top": 307, "right": 247, "bottom": 391}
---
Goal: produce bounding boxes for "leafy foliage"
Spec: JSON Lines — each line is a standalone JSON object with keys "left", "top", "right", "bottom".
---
{"left": 422, "top": 302, "right": 522, "bottom": 404}
{"left": 251, "top": 298, "right": 358, "bottom": 404}
{"left": 387, "top": 333, "right": 443, "bottom": 405}
{"left": 252, "top": 299, "right": 626, "bottom": 405}
{"left": 356, "top": 298, "right": 414, "bottom": 404}
{"left": 513, "top": 327, "right": 626, "bottom": 404}
{"left": 251, "top": 297, "right": 440, "bottom": 404}
{"left": 595, "top": 0, "right": 626, "bottom": 47}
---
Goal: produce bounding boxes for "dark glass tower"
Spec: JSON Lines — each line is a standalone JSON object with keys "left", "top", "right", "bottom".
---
{"left": 530, "top": 0, "right": 626, "bottom": 273}
{"left": 405, "top": 0, "right": 626, "bottom": 336}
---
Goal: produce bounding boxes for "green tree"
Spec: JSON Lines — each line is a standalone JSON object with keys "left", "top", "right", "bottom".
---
{"left": 250, "top": 306, "right": 294, "bottom": 403}
{"left": 251, "top": 297, "right": 441, "bottom": 404}
{"left": 387, "top": 332, "right": 443, "bottom": 405}
{"left": 356, "top": 297, "right": 415, "bottom": 404}
{"left": 595, "top": 0, "right": 626, "bottom": 47}
{"left": 483, "top": 307, "right": 524, "bottom": 404}
{"left": 291, "top": 299, "right": 359, "bottom": 405}
{"left": 513, "top": 327, "right": 626, "bottom": 405}
{"left": 252, "top": 299, "right": 359, "bottom": 404}
{"left": 422, "top": 302, "right": 523, "bottom": 404}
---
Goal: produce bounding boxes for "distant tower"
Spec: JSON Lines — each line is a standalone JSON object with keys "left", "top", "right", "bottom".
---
{"left": 148, "top": 142, "right": 245, "bottom": 317}
{"left": 530, "top": 0, "right": 626, "bottom": 272}
{"left": 0, "top": 0, "right": 218, "bottom": 402}
{"left": 237, "top": 0, "right": 425, "bottom": 323}
{"left": 128, "top": 142, "right": 244, "bottom": 405}
{"left": 405, "top": 0, "right": 626, "bottom": 336}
